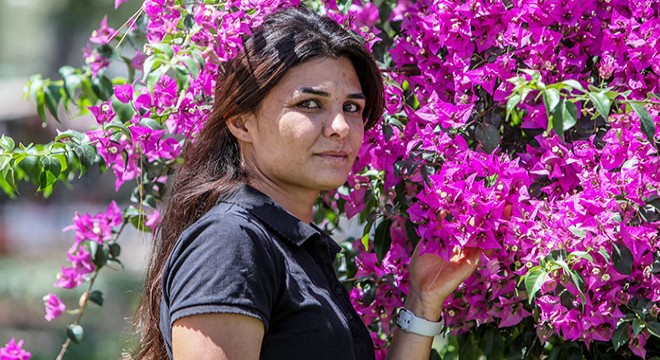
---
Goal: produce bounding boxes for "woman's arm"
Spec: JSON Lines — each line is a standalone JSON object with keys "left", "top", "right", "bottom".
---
{"left": 386, "top": 246, "right": 481, "bottom": 360}
{"left": 172, "top": 313, "right": 265, "bottom": 360}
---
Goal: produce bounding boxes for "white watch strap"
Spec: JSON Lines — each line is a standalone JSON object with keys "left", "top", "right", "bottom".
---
{"left": 396, "top": 308, "right": 443, "bottom": 337}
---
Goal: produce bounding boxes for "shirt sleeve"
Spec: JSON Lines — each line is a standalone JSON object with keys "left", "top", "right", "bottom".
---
{"left": 163, "top": 206, "right": 282, "bottom": 330}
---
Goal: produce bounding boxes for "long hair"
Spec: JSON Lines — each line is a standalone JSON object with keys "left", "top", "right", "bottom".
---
{"left": 135, "top": 6, "right": 384, "bottom": 359}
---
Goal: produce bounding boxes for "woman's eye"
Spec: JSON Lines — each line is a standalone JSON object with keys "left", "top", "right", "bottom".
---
{"left": 299, "top": 100, "right": 320, "bottom": 109}
{"left": 343, "top": 103, "right": 362, "bottom": 113}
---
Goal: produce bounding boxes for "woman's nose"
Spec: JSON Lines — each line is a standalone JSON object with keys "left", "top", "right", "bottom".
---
{"left": 324, "top": 110, "right": 350, "bottom": 139}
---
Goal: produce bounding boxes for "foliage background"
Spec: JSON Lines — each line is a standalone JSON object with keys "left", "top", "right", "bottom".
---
{"left": 0, "top": 1, "right": 145, "bottom": 359}
{"left": 1, "top": 0, "right": 660, "bottom": 359}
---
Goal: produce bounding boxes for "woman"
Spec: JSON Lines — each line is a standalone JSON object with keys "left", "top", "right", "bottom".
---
{"left": 136, "top": 6, "right": 480, "bottom": 360}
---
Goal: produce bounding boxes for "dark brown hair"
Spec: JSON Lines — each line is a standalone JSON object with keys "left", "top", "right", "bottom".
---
{"left": 135, "top": 6, "right": 384, "bottom": 359}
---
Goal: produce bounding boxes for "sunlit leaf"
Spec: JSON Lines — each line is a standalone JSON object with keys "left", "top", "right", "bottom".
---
{"left": 630, "top": 102, "right": 656, "bottom": 146}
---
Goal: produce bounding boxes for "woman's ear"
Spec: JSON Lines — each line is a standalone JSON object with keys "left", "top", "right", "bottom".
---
{"left": 227, "top": 114, "right": 256, "bottom": 143}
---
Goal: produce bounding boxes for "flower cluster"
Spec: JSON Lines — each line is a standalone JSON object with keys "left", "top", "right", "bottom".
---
{"left": 51, "top": 201, "right": 122, "bottom": 294}
{"left": 43, "top": 294, "right": 66, "bottom": 322}
{"left": 15, "top": 0, "right": 660, "bottom": 358}
{"left": 336, "top": 0, "right": 660, "bottom": 357}
{"left": 0, "top": 339, "right": 30, "bottom": 360}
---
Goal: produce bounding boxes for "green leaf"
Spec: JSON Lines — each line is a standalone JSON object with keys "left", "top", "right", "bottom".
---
{"left": 0, "top": 167, "right": 17, "bottom": 197}
{"left": 543, "top": 88, "right": 561, "bottom": 118}
{"left": 97, "top": 44, "right": 114, "bottom": 59}
{"left": 80, "top": 78, "right": 99, "bottom": 104}
{"left": 40, "top": 156, "right": 62, "bottom": 178}
{"left": 142, "top": 55, "right": 161, "bottom": 80}
{"left": 404, "top": 219, "right": 421, "bottom": 248}
{"left": 647, "top": 321, "right": 660, "bottom": 338}
{"left": 44, "top": 85, "right": 62, "bottom": 122}
{"left": 524, "top": 268, "right": 548, "bottom": 303}
{"left": 0, "top": 155, "right": 11, "bottom": 172}
{"left": 506, "top": 94, "right": 521, "bottom": 121}
{"left": 588, "top": 91, "right": 611, "bottom": 120}
{"left": 140, "top": 118, "right": 163, "bottom": 130}
{"left": 474, "top": 122, "right": 500, "bottom": 153}
{"left": 60, "top": 66, "right": 81, "bottom": 99}
{"left": 568, "top": 250, "right": 593, "bottom": 264}
{"left": 88, "top": 290, "right": 104, "bottom": 307}
{"left": 104, "top": 123, "right": 131, "bottom": 138}
{"left": 129, "top": 213, "right": 151, "bottom": 232}
{"left": 560, "top": 79, "right": 585, "bottom": 92}
{"left": 612, "top": 322, "right": 630, "bottom": 350}
{"left": 630, "top": 102, "right": 656, "bottom": 146}
{"left": 180, "top": 55, "right": 200, "bottom": 77}
{"left": 183, "top": 14, "right": 196, "bottom": 31}
{"left": 36, "top": 89, "right": 47, "bottom": 123}
{"left": 55, "top": 130, "right": 86, "bottom": 143}
{"left": 480, "top": 327, "right": 503, "bottom": 358}
{"left": 382, "top": 123, "right": 393, "bottom": 141}
{"left": 91, "top": 75, "right": 114, "bottom": 101}
{"left": 361, "top": 281, "right": 376, "bottom": 306}
{"left": 374, "top": 219, "right": 393, "bottom": 263}
{"left": 67, "top": 324, "right": 84, "bottom": 344}
{"left": 174, "top": 66, "right": 190, "bottom": 92}
{"left": 561, "top": 101, "right": 578, "bottom": 131}
{"left": 361, "top": 232, "right": 370, "bottom": 252}
{"left": 107, "top": 257, "right": 125, "bottom": 270}
{"left": 73, "top": 143, "right": 98, "bottom": 173}
{"left": 568, "top": 226, "right": 586, "bottom": 239}
{"left": 108, "top": 241, "right": 121, "bottom": 258}
{"left": 552, "top": 99, "right": 578, "bottom": 140}
{"left": 0, "top": 135, "right": 15, "bottom": 151}
{"left": 89, "top": 241, "right": 108, "bottom": 268}
{"left": 25, "top": 74, "right": 44, "bottom": 100}
{"left": 149, "top": 43, "right": 174, "bottom": 59}
{"left": 112, "top": 98, "right": 136, "bottom": 122}
{"left": 633, "top": 318, "right": 643, "bottom": 336}
{"left": 521, "top": 69, "right": 542, "bottom": 84}
{"left": 612, "top": 242, "right": 633, "bottom": 275}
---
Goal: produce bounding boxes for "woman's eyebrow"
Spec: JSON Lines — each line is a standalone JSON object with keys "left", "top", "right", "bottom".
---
{"left": 299, "top": 87, "right": 329, "bottom": 96}
{"left": 298, "top": 87, "right": 366, "bottom": 99}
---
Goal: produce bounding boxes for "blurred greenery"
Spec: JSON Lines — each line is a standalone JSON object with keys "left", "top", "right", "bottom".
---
{"left": 0, "top": 256, "right": 143, "bottom": 359}
{"left": 0, "top": 0, "right": 147, "bottom": 358}
{"left": 0, "top": 0, "right": 141, "bottom": 79}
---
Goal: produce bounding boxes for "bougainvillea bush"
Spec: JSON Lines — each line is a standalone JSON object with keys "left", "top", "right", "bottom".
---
{"left": 1, "top": 0, "right": 659, "bottom": 359}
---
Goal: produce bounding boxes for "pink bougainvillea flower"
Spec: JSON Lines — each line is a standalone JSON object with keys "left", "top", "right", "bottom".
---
{"left": 145, "top": 208, "right": 161, "bottom": 231}
{"left": 67, "top": 246, "right": 95, "bottom": 275}
{"left": 0, "top": 338, "right": 31, "bottom": 360}
{"left": 43, "top": 293, "right": 66, "bottom": 322}
{"left": 113, "top": 84, "right": 134, "bottom": 103}
{"left": 63, "top": 200, "right": 122, "bottom": 246}
{"left": 54, "top": 266, "right": 85, "bottom": 289}
{"left": 83, "top": 44, "right": 110, "bottom": 77}
{"left": 89, "top": 16, "right": 117, "bottom": 44}
{"left": 348, "top": 1, "right": 379, "bottom": 28}
{"left": 88, "top": 101, "right": 115, "bottom": 125}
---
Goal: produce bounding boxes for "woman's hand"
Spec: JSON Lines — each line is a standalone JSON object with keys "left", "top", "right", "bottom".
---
{"left": 386, "top": 245, "right": 481, "bottom": 360}
{"left": 405, "top": 245, "right": 482, "bottom": 321}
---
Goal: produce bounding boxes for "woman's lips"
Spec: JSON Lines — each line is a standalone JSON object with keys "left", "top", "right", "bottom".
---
{"left": 315, "top": 150, "right": 350, "bottom": 162}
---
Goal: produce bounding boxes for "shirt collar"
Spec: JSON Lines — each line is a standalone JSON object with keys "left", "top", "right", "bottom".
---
{"left": 222, "top": 184, "right": 339, "bottom": 254}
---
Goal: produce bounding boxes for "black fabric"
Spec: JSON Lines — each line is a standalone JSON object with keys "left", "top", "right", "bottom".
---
{"left": 160, "top": 184, "right": 375, "bottom": 359}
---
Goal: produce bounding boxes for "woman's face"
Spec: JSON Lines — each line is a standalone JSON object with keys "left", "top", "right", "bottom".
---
{"left": 237, "top": 56, "right": 366, "bottom": 195}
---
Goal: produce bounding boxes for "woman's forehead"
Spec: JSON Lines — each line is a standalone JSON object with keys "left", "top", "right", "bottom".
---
{"left": 274, "top": 57, "right": 363, "bottom": 94}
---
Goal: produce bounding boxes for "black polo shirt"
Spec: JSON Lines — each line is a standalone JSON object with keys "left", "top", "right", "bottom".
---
{"left": 160, "top": 184, "right": 375, "bottom": 359}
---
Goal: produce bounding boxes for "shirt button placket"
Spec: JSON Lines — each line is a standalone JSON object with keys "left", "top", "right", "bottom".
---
{"left": 334, "top": 285, "right": 343, "bottom": 295}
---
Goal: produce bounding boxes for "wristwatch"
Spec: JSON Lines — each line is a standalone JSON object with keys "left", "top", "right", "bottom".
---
{"left": 395, "top": 308, "right": 443, "bottom": 337}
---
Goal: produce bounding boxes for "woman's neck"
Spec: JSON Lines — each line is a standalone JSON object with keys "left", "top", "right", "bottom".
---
{"left": 247, "top": 179, "right": 317, "bottom": 223}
